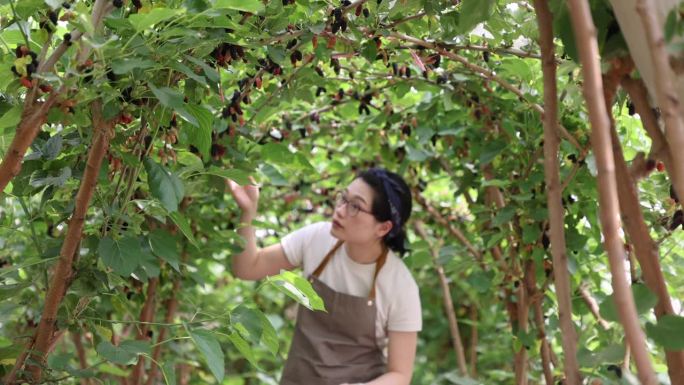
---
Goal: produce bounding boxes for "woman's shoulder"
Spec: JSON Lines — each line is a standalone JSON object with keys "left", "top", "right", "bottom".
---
{"left": 380, "top": 252, "right": 419, "bottom": 292}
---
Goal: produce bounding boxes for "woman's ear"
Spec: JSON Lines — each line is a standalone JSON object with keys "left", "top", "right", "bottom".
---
{"left": 376, "top": 220, "right": 393, "bottom": 238}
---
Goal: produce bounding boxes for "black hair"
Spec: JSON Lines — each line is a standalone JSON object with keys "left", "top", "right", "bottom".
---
{"left": 356, "top": 168, "right": 412, "bottom": 256}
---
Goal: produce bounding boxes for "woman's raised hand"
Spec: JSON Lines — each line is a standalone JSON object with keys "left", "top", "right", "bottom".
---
{"left": 227, "top": 176, "right": 259, "bottom": 218}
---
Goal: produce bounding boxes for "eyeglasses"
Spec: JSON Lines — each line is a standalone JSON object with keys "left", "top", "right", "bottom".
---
{"left": 334, "top": 191, "right": 373, "bottom": 217}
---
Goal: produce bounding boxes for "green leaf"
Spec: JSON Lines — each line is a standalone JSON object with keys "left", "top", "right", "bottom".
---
{"left": 161, "top": 360, "right": 176, "bottom": 385}
{"left": 144, "top": 158, "right": 184, "bottom": 212}
{"left": 361, "top": 40, "right": 378, "bottom": 62}
{"left": 522, "top": 224, "right": 540, "bottom": 244}
{"left": 599, "top": 284, "right": 659, "bottom": 323}
{"left": 202, "top": 167, "right": 252, "bottom": 185}
{"left": 111, "top": 58, "right": 156, "bottom": 74}
{"left": 492, "top": 206, "right": 515, "bottom": 226}
{"left": 148, "top": 229, "right": 180, "bottom": 271}
{"left": 96, "top": 340, "right": 150, "bottom": 366}
{"left": 128, "top": 8, "right": 183, "bottom": 32}
{"left": 188, "top": 329, "right": 225, "bottom": 383}
{"left": 260, "top": 143, "right": 294, "bottom": 165}
{"left": 184, "top": 55, "right": 219, "bottom": 84}
{"left": 0, "top": 106, "right": 22, "bottom": 133}
{"left": 183, "top": 104, "right": 213, "bottom": 159}
{"left": 149, "top": 84, "right": 185, "bottom": 109}
{"left": 646, "top": 315, "right": 684, "bottom": 350}
{"left": 169, "top": 211, "right": 198, "bottom": 247}
{"left": 214, "top": 0, "right": 265, "bottom": 13}
{"left": 458, "top": 0, "right": 495, "bottom": 33}
{"left": 230, "top": 305, "right": 278, "bottom": 355}
{"left": 265, "top": 270, "right": 325, "bottom": 311}
{"left": 98, "top": 236, "right": 141, "bottom": 277}
{"left": 479, "top": 139, "right": 507, "bottom": 165}
{"left": 260, "top": 163, "right": 288, "bottom": 186}
{"left": 227, "top": 331, "right": 259, "bottom": 368}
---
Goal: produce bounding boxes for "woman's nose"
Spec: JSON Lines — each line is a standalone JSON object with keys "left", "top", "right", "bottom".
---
{"left": 334, "top": 203, "right": 348, "bottom": 218}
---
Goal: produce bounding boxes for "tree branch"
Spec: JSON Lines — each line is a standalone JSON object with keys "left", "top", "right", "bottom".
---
{"left": 412, "top": 189, "right": 482, "bottom": 264}
{"left": 18, "top": 100, "right": 113, "bottom": 384}
{"left": 387, "top": 31, "right": 582, "bottom": 151}
{"left": 567, "top": 1, "right": 658, "bottom": 383}
{"left": 532, "top": 0, "right": 581, "bottom": 383}
{"left": 635, "top": 0, "right": 684, "bottom": 216}
{"left": 413, "top": 221, "right": 469, "bottom": 377}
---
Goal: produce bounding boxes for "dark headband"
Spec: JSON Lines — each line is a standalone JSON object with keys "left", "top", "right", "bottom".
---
{"left": 368, "top": 168, "right": 403, "bottom": 238}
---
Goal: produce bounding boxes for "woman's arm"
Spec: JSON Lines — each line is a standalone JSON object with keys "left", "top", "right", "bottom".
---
{"left": 228, "top": 178, "right": 295, "bottom": 280}
{"left": 342, "top": 331, "right": 418, "bottom": 385}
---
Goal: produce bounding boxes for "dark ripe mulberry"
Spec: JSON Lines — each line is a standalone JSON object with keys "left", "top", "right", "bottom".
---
{"left": 48, "top": 10, "right": 59, "bottom": 24}
{"left": 62, "top": 2, "right": 71, "bottom": 9}
{"left": 113, "top": 0, "right": 123, "bottom": 8}
{"left": 670, "top": 210, "right": 683, "bottom": 231}
{"left": 542, "top": 233, "right": 550, "bottom": 249}
{"left": 211, "top": 143, "right": 227, "bottom": 159}
{"left": 392, "top": 62, "right": 398, "bottom": 76}
{"left": 331, "top": 22, "right": 340, "bottom": 34}
{"left": 316, "top": 86, "right": 326, "bottom": 97}
{"left": 144, "top": 135, "right": 152, "bottom": 150}
{"left": 340, "top": 19, "right": 347, "bottom": 32}
{"left": 401, "top": 124, "right": 411, "bottom": 136}
{"left": 231, "top": 90, "right": 241, "bottom": 103}
{"left": 341, "top": 0, "right": 351, "bottom": 6}
{"left": 229, "top": 45, "right": 239, "bottom": 60}
{"left": 222, "top": 107, "right": 231, "bottom": 119}
{"left": 606, "top": 364, "right": 623, "bottom": 379}
{"left": 483, "top": 51, "right": 490, "bottom": 63}
{"left": 363, "top": 8, "right": 370, "bottom": 17}
{"left": 315, "top": 66, "right": 324, "bottom": 77}
{"left": 132, "top": 0, "right": 143, "bottom": 8}
{"left": 290, "top": 50, "right": 302, "bottom": 64}
{"left": 40, "top": 20, "right": 54, "bottom": 33}
{"left": 11, "top": 66, "right": 19, "bottom": 77}
{"left": 628, "top": 101, "right": 635, "bottom": 116}
{"left": 63, "top": 32, "right": 72, "bottom": 45}
{"left": 286, "top": 39, "right": 298, "bottom": 50}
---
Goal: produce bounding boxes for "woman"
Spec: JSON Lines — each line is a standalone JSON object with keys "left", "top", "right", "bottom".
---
{"left": 228, "top": 168, "right": 421, "bottom": 385}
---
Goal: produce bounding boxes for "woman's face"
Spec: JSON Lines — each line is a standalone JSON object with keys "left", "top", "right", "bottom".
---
{"left": 330, "top": 178, "right": 392, "bottom": 244}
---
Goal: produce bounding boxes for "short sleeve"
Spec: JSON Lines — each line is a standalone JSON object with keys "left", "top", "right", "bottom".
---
{"left": 387, "top": 277, "right": 422, "bottom": 332}
{"left": 280, "top": 222, "right": 326, "bottom": 267}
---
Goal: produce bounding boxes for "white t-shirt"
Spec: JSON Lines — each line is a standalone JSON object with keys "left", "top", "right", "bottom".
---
{"left": 280, "top": 221, "right": 422, "bottom": 353}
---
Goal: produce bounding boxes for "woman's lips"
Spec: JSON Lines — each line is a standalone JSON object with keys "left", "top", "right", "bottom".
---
{"left": 333, "top": 219, "right": 344, "bottom": 229}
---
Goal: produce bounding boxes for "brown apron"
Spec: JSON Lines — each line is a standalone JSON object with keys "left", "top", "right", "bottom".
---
{"left": 280, "top": 240, "right": 388, "bottom": 385}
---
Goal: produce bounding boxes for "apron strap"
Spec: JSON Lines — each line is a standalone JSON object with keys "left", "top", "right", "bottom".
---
{"left": 312, "top": 240, "right": 344, "bottom": 278}
{"left": 312, "top": 240, "right": 389, "bottom": 301}
{"left": 368, "top": 245, "right": 388, "bottom": 301}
